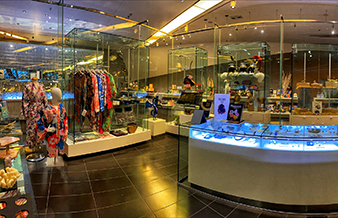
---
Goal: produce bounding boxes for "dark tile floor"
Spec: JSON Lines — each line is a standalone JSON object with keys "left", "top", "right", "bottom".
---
{"left": 28, "top": 134, "right": 338, "bottom": 218}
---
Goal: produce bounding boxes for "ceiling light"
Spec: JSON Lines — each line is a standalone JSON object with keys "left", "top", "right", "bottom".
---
{"left": 230, "top": 0, "right": 236, "bottom": 9}
{"left": 182, "top": 35, "right": 185, "bottom": 40}
{"left": 10, "top": 44, "right": 13, "bottom": 48}
{"left": 46, "top": 20, "right": 48, "bottom": 23}
{"left": 261, "top": 30, "right": 264, "bottom": 33}
{"left": 332, "top": 30, "right": 335, "bottom": 34}
{"left": 254, "top": 26, "right": 257, "bottom": 30}
{"left": 13, "top": 46, "right": 36, "bottom": 53}
{"left": 229, "top": 33, "right": 232, "bottom": 36}
{"left": 45, "top": 47, "right": 48, "bottom": 51}
{"left": 147, "top": 0, "right": 223, "bottom": 44}
{"left": 49, "top": 16, "right": 51, "bottom": 19}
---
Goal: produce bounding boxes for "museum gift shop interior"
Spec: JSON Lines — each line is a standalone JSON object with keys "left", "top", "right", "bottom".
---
{"left": 2, "top": 0, "right": 338, "bottom": 216}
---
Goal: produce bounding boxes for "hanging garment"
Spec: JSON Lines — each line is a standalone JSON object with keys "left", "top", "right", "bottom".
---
{"left": 102, "top": 73, "right": 117, "bottom": 131}
{"left": 74, "top": 72, "right": 87, "bottom": 125}
{"left": 38, "top": 102, "right": 68, "bottom": 158}
{"left": 21, "top": 83, "right": 48, "bottom": 148}
{"left": 95, "top": 73, "right": 104, "bottom": 112}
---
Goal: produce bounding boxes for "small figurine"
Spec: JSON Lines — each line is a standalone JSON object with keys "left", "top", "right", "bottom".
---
{"left": 183, "top": 75, "right": 196, "bottom": 90}
{"left": 146, "top": 96, "right": 162, "bottom": 120}
{"left": 247, "top": 95, "right": 255, "bottom": 111}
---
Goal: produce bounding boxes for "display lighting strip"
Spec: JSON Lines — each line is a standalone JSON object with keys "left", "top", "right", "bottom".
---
{"left": 147, "top": 0, "right": 225, "bottom": 44}
{"left": 0, "top": 31, "right": 29, "bottom": 42}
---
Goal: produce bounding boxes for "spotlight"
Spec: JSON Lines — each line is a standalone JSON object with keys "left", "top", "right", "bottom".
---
{"left": 261, "top": 30, "right": 264, "bottom": 33}
{"left": 229, "top": 33, "right": 232, "bottom": 36}
{"left": 332, "top": 30, "right": 335, "bottom": 35}
{"left": 254, "top": 26, "right": 257, "bottom": 30}
{"left": 230, "top": 0, "right": 236, "bottom": 9}
{"left": 10, "top": 44, "right": 13, "bottom": 48}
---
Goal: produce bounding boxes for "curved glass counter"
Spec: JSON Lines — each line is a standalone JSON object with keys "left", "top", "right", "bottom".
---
{"left": 189, "top": 119, "right": 338, "bottom": 151}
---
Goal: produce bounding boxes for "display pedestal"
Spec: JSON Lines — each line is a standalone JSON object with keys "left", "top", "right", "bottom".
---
{"left": 166, "top": 122, "right": 179, "bottom": 135}
{"left": 180, "top": 114, "right": 193, "bottom": 124}
{"left": 242, "top": 111, "right": 271, "bottom": 124}
{"left": 143, "top": 118, "right": 166, "bottom": 136}
{"left": 65, "top": 127, "right": 151, "bottom": 157}
{"left": 45, "top": 156, "right": 64, "bottom": 167}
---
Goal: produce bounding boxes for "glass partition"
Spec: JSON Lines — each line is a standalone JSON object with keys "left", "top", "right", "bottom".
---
{"left": 63, "top": 27, "right": 150, "bottom": 150}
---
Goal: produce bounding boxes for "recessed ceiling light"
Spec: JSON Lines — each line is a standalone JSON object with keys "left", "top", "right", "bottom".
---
{"left": 332, "top": 30, "right": 335, "bottom": 34}
{"left": 10, "top": 44, "right": 13, "bottom": 48}
{"left": 254, "top": 26, "right": 257, "bottom": 30}
{"left": 45, "top": 47, "right": 48, "bottom": 50}
{"left": 69, "top": 19, "right": 72, "bottom": 21}
{"left": 261, "top": 30, "right": 264, "bottom": 33}
{"left": 46, "top": 20, "right": 48, "bottom": 23}
{"left": 49, "top": 16, "right": 51, "bottom": 19}
{"left": 229, "top": 33, "right": 232, "bottom": 36}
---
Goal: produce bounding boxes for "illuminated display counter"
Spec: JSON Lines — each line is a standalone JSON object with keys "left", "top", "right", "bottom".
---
{"left": 188, "top": 119, "right": 338, "bottom": 211}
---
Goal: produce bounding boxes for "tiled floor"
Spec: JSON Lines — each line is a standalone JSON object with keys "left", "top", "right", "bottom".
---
{"left": 28, "top": 134, "right": 337, "bottom": 218}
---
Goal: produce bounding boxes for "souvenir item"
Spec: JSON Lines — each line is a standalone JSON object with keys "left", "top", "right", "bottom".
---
{"left": 227, "top": 104, "right": 243, "bottom": 123}
{"left": 127, "top": 123, "right": 138, "bottom": 133}
{"left": 296, "top": 80, "right": 311, "bottom": 89}
{"left": 146, "top": 96, "right": 162, "bottom": 119}
{"left": 257, "top": 97, "right": 265, "bottom": 112}
{"left": 21, "top": 82, "right": 48, "bottom": 148}
{"left": 311, "top": 80, "right": 323, "bottom": 88}
{"left": 247, "top": 95, "right": 255, "bottom": 111}
{"left": 183, "top": 75, "right": 196, "bottom": 89}
{"left": 114, "top": 108, "right": 126, "bottom": 125}
{"left": 0, "top": 167, "right": 20, "bottom": 189}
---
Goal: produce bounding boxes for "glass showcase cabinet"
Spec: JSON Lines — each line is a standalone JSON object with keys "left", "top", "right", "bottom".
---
{"left": 63, "top": 28, "right": 151, "bottom": 157}
{"left": 166, "top": 47, "right": 210, "bottom": 134}
{"left": 290, "top": 43, "right": 338, "bottom": 125}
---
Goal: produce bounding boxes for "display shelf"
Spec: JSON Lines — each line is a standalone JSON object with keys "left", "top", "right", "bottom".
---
{"left": 267, "top": 97, "right": 298, "bottom": 103}
{"left": 65, "top": 127, "right": 151, "bottom": 157}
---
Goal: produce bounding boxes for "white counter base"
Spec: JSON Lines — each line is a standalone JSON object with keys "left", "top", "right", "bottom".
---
{"left": 65, "top": 127, "right": 151, "bottom": 157}
{"left": 189, "top": 137, "right": 338, "bottom": 205}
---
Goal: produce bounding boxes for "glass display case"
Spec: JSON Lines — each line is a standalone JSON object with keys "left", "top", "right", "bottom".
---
{"left": 166, "top": 47, "right": 209, "bottom": 134}
{"left": 217, "top": 42, "right": 271, "bottom": 113}
{"left": 168, "top": 46, "right": 208, "bottom": 93}
{"left": 291, "top": 43, "right": 338, "bottom": 116}
{"left": 189, "top": 119, "right": 338, "bottom": 151}
{"left": 63, "top": 28, "right": 151, "bottom": 157}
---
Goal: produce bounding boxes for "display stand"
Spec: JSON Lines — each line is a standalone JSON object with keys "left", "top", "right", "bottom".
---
{"left": 143, "top": 118, "right": 166, "bottom": 136}
{"left": 0, "top": 137, "right": 20, "bottom": 159}
{"left": 26, "top": 150, "right": 45, "bottom": 162}
{"left": 65, "top": 127, "right": 151, "bottom": 157}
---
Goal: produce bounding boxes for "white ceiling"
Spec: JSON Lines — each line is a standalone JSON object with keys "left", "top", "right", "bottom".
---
{"left": 0, "top": 0, "right": 338, "bottom": 45}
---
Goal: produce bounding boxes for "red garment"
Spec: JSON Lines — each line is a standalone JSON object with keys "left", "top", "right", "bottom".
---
{"left": 104, "top": 73, "right": 113, "bottom": 109}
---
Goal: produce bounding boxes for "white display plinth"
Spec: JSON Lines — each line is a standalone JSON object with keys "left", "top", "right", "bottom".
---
{"left": 65, "top": 127, "right": 151, "bottom": 157}
{"left": 180, "top": 114, "right": 193, "bottom": 124}
{"left": 143, "top": 118, "right": 166, "bottom": 136}
{"left": 166, "top": 122, "right": 179, "bottom": 135}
